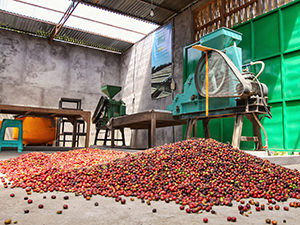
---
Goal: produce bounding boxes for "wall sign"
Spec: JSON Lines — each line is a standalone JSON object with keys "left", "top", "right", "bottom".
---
{"left": 151, "top": 23, "right": 172, "bottom": 99}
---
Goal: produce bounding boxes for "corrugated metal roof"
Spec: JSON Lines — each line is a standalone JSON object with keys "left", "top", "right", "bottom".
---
{"left": 0, "top": 9, "right": 133, "bottom": 53}
{"left": 81, "top": 0, "right": 200, "bottom": 25}
{"left": 0, "top": 0, "right": 202, "bottom": 53}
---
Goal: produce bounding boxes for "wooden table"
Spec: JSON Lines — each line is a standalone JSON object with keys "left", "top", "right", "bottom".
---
{"left": 0, "top": 104, "right": 91, "bottom": 147}
{"left": 109, "top": 110, "right": 186, "bottom": 148}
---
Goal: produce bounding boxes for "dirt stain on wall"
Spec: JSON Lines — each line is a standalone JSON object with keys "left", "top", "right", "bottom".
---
{"left": 0, "top": 37, "right": 19, "bottom": 73}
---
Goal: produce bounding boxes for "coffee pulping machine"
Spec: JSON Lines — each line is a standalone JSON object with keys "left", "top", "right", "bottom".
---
{"left": 167, "top": 28, "right": 271, "bottom": 154}
{"left": 92, "top": 85, "right": 126, "bottom": 146}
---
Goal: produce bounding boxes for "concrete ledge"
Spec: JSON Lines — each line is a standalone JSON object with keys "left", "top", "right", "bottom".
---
{"left": 261, "top": 155, "right": 300, "bottom": 166}
{"left": 245, "top": 151, "right": 300, "bottom": 165}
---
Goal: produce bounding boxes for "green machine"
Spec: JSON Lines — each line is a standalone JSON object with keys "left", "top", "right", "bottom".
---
{"left": 92, "top": 85, "right": 126, "bottom": 145}
{"left": 167, "top": 28, "right": 271, "bottom": 153}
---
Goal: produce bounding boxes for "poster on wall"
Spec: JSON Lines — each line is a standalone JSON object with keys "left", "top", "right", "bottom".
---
{"left": 151, "top": 23, "right": 172, "bottom": 99}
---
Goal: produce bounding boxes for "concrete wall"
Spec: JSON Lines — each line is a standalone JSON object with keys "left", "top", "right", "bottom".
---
{"left": 0, "top": 29, "right": 121, "bottom": 145}
{"left": 120, "top": 8, "right": 194, "bottom": 148}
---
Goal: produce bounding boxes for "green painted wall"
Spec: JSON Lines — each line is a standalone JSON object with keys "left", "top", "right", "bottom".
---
{"left": 184, "top": 0, "right": 300, "bottom": 152}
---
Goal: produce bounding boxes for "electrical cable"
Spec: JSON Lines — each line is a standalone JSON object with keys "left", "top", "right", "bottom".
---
{"left": 252, "top": 112, "right": 271, "bottom": 156}
{"left": 250, "top": 61, "right": 265, "bottom": 79}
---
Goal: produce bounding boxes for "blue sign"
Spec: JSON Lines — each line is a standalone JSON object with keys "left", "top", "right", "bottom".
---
{"left": 152, "top": 23, "right": 172, "bottom": 70}
{"left": 151, "top": 23, "right": 172, "bottom": 99}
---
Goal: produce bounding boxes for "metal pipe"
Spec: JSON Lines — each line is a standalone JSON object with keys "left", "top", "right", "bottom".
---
{"left": 250, "top": 61, "right": 265, "bottom": 79}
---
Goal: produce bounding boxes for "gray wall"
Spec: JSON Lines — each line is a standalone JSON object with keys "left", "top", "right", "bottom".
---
{"left": 120, "top": 8, "right": 194, "bottom": 148}
{"left": 0, "top": 29, "right": 121, "bottom": 145}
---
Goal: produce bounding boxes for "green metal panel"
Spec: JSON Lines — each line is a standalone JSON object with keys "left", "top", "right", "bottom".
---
{"left": 200, "top": 27, "right": 242, "bottom": 49}
{"left": 261, "top": 103, "right": 284, "bottom": 149}
{"left": 286, "top": 101, "right": 300, "bottom": 150}
{"left": 195, "top": 120, "right": 204, "bottom": 139}
{"left": 234, "top": 24, "right": 252, "bottom": 63}
{"left": 284, "top": 50, "right": 300, "bottom": 99}
{"left": 195, "top": 118, "right": 235, "bottom": 144}
{"left": 282, "top": 1, "right": 300, "bottom": 53}
{"left": 255, "top": 56, "right": 282, "bottom": 103}
{"left": 101, "top": 85, "right": 121, "bottom": 99}
{"left": 209, "top": 120, "right": 222, "bottom": 141}
{"left": 222, "top": 118, "right": 235, "bottom": 143}
{"left": 183, "top": 42, "right": 202, "bottom": 83}
{"left": 253, "top": 12, "right": 280, "bottom": 60}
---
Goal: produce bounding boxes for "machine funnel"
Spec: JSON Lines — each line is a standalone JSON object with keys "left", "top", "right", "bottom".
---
{"left": 101, "top": 85, "right": 122, "bottom": 99}
{"left": 200, "top": 27, "right": 242, "bottom": 50}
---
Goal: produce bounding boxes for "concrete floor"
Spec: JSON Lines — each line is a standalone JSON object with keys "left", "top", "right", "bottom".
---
{"left": 1, "top": 149, "right": 300, "bottom": 225}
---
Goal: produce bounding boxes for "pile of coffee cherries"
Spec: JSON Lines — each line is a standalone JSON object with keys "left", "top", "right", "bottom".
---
{"left": 1, "top": 139, "right": 300, "bottom": 213}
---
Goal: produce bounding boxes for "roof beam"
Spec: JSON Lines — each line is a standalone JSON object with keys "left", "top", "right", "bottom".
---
{"left": 49, "top": 0, "right": 79, "bottom": 43}
{"left": 137, "top": 0, "right": 177, "bottom": 13}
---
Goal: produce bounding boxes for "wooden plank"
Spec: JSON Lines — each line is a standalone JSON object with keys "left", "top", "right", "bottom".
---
{"left": 220, "top": 0, "right": 226, "bottom": 26}
{"left": 240, "top": 136, "right": 259, "bottom": 142}
{"left": 111, "top": 129, "right": 115, "bottom": 147}
{"left": 246, "top": 113, "right": 263, "bottom": 150}
{"left": 194, "top": 0, "right": 216, "bottom": 13}
{"left": 256, "top": 0, "right": 262, "bottom": 15}
{"left": 153, "top": 112, "right": 180, "bottom": 121}
{"left": 232, "top": 114, "right": 244, "bottom": 149}
{"left": 193, "top": 119, "right": 198, "bottom": 137}
{"left": 184, "top": 119, "right": 193, "bottom": 140}
{"left": 71, "top": 120, "right": 77, "bottom": 147}
{"left": 0, "top": 104, "right": 89, "bottom": 117}
{"left": 110, "top": 110, "right": 186, "bottom": 130}
{"left": 104, "top": 129, "right": 109, "bottom": 146}
{"left": 148, "top": 127, "right": 151, "bottom": 148}
{"left": 150, "top": 112, "right": 156, "bottom": 148}
{"left": 203, "top": 118, "right": 211, "bottom": 138}
{"left": 194, "top": 0, "right": 258, "bottom": 36}
{"left": 109, "top": 111, "right": 152, "bottom": 127}
{"left": 82, "top": 112, "right": 91, "bottom": 148}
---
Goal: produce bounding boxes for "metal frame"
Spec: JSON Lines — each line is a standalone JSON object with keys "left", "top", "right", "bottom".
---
{"left": 184, "top": 111, "right": 264, "bottom": 151}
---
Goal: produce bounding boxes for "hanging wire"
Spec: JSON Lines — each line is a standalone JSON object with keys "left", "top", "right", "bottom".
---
{"left": 150, "top": 0, "right": 154, "bottom": 17}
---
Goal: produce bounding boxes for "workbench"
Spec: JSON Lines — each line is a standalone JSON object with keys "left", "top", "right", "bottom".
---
{"left": 0, "top": 104, "right": 91, "bottom": 148}
{"left": 109, "top": 110, "right": 186, "bottom": 148}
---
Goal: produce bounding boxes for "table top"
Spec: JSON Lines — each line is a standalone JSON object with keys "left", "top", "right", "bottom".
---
{"left": 0, "top": 104, "right": 91, "bottom": 118}
{"left": 109, "top": 109, "right": 186, "bottom": 129}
